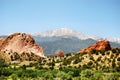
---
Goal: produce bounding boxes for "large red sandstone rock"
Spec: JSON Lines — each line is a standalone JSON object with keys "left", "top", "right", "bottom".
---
{"left": 0, "top": 33, "right": 45, "bottom": 57}
{"left": 80, "top": 40, "right": 111, "bottom": 53}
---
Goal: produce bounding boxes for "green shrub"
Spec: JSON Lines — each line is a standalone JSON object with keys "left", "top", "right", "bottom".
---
{"left": 11, "top": 74, "right": 18, "bottom": 80}
{"left": 16, "top": 69, "right": 38, "bottom": 78}
{"left": 102, "top": 66, "right": 110, "bottom": 72}
{"left": 106, "top": 51, "right": 110, "bottom": 55}
{"left": 14, "top": 52, "right": 20, "bottom": 60}
{"left": 90, "top": 56, "right": 94, "bottom": 61}
{"left": 112, "top": 59, "right": 116, "bottom": 69}
{"left": 61, "top": 67, "right": 81, "bottom": 77}
{"left": 82, "top": 64, "right": 90, "bottom": 69}
{"left": 91, "top": 49, "right": 97, "bottom": 54}
{"left": 21, "top": 65, "right": 26, "bottom": 70}
{"left": 63, "top": 59, "right": 71, "bottom": 66}
{"left": 0, "top": 76, "right": 7, "bottom": 80}
{"left": 73, "top": 58, "right": 81, "bottom": 64}
{"left": 0, "top": 58, "right": 8, "bottom": 67}
{"left": 100, "top": 50, "right": 105, "bottom": 55}
{"left": 97, "top": 56, "right": 102, "bottom": 61}
{"left": 87, "top": 61, "right": 93, "bottom": 67}
{"left": 91, "top": 71, "right": 103, "bottom": 80}
{"left": 112, "top": 49, "right": 117, "bottom": 53}
{"left": 117, "top": 57, "right": 120, "bottom": 61}
{"left": 55, "top": 71, "right": 72, "bottom": 80}
{"left": 80, "top": 69, "right": 93, "bottom": 79}
{"left": 0, "top": 68, "right": 13, "bottom": 76}
{"left": 105, "top": 72, "right": 120, "bottom": 80}
{"left": 110, "top": 54, "right": 114, "bottom": 59}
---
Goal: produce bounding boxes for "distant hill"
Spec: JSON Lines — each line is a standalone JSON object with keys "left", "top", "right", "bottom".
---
{"left": 34, "top": 36, "right": 120, "bottom": 55}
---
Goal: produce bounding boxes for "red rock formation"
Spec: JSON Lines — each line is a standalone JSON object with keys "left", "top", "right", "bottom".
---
{"left": 57, "top": 50, "right": 64, "bottom": 57}
{"left": 0, "top": 33, "right": 45, "bottom": 57}
{"left": 80, "top": 40, "right": 111, "bottom": 53}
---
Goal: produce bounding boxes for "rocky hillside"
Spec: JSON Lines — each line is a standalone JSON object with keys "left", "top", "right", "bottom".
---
{"left": 80, "top": 40, "right": 111, "bottom": 53}
{"left": 0, "top": 33, "right": 44, "bottom": 57}
{"left": 35, "top": 40, "right": 120, "bottom": 71}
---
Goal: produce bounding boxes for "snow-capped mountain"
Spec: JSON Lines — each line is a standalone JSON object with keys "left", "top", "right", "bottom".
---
{"left": 33, "top": 28, "right": 120, "bottom": 43}
{"left": 105, "top": 37, "right": 120, "bottom": 44}
{"left": 33, "top": 28, "right": 100, "bottom": 40}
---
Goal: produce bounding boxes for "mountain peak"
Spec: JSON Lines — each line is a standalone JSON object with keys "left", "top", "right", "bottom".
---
{"left": 34, "top": 28, "right": 76, "bottom": 37}
{"left": 56, "top": 28, "right": 74, "bottom": 32}
{"left": 52, "top": 28, "right": 76, "bottom": 36}
{"left": 34, "top": 28, "right": 100, "bottom": 40}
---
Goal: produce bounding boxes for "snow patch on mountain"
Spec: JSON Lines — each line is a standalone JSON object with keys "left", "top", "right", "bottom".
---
{"left": 105, "top": 37, "right": 120, "bottom": 44}
{"left": 33, "top": 28, "right": 120, "bottom": 43}
{"left": 33, "top": 28, "right": 100, "bottom": 40}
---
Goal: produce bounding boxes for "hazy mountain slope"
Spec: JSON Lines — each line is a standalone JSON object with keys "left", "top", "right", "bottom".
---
{"left": 35, "top": 37, "right": 120, "bottom": 55}
{"left": 110, "top": 42, "right": 120, "bottom": 48}
{"left": 35, "top": 37, "right": 96, "bottom": 55}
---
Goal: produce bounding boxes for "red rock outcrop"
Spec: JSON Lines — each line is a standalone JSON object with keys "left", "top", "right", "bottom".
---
{"left": 57, "top": 50, "right": 64, "bottom": 57}
{"left": 0, "top": 33, "right": 45, "bottom": 57}
{"left": 80, "top": 40, "right": 111, "bottom": 53}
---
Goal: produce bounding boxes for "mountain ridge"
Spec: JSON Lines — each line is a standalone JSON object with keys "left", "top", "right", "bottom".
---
{"left": 1, "top": 28, "right": 120, "bottom": 44}
{"left": 32, "top": 28, "right": 120, "bottom": 55}
{"left": 0, "top": 28, "right": 120, "bottom": 55}
{"left": 33, "top": 28, "right": 120, "bottom": 44}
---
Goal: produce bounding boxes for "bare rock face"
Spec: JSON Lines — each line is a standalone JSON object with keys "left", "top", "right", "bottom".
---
{"left": 0, "top": 33, "right": 45, "bottom": 57}
{"left": 80, "top": 40, "right": 111, "bottom": 53}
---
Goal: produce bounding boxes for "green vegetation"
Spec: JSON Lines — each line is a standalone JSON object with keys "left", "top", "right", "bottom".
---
{"left": 0, "top": 49, "right": 120, "bottom": 80}
{"left": 0, "top": 66, "right": 120, "bottom": 80}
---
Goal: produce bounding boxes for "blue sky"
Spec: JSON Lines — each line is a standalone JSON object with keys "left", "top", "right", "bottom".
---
{"left": 0, "top": 0, "right": 120, "bottom": 38}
